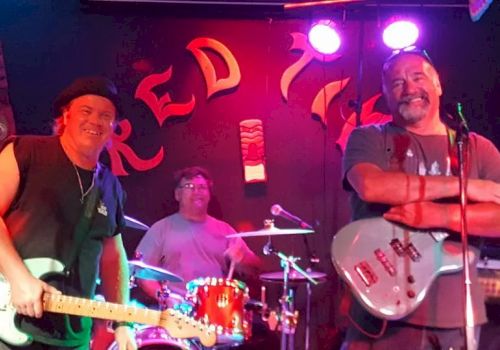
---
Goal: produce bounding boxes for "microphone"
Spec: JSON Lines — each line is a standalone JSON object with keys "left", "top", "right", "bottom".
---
{"left": 455, "top": 102, "right": 470, "bottom": 134}
{"left": 270, "top": 204, "right": 313, "bottom": 230}
{"left": 443, "top": 102, "right": 469, "bottom": 134}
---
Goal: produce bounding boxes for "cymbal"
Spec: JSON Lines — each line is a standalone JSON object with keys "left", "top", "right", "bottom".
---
{"left": 128, "top": 260, "right": 183, "bottom": 282}
{"left": 227, "top": 227, "right": 313, "bottom": 238}
{"left": 260, "top": 270, "right": 327, "bottom": 283}
{"left": 124, "top": 215, "right": 150, "bottom": 231}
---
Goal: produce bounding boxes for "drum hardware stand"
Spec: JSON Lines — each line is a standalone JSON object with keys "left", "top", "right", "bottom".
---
{"left": 262, "top": 235, "right": 318, "bottom": 350}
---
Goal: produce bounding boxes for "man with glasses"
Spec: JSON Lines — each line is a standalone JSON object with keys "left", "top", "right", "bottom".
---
{"left": 136, "top": 166, "right": 260, "bottom": 306}
{"left": 339, "top": 48, "right": 500, "bottom": 349}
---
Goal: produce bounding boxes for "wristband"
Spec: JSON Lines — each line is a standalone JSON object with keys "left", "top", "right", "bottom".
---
{"left": 112, "top": 321, "right": 134, "bottom": 330}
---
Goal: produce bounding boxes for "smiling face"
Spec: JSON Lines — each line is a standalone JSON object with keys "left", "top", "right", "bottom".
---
{"left": 175, "top": 175, "right": 211, "bottom": 219}
{"left": 382, "top": 53, "right": 442, "bottom": 127}
{"left": 61, "top": 94, "right": 116, "bottom": 159}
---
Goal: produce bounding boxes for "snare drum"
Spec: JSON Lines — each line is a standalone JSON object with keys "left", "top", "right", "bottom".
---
{"left": 186, "top": 277, "right": 251, "bottom": 340}
{"left": 107, "top": 325, "right": 193, "bottom": 350}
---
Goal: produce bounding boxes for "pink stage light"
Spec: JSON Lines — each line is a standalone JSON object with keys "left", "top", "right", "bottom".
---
{"left": 382, "top": 20, "right": 419, "bottom": 50}
{"left": 308, "top": 20, "right": 341, "bottom": 55}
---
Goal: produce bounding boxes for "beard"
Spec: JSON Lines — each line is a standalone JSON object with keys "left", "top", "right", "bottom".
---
{"left": 396, "top": 92, "right": 430, "bottom": 124}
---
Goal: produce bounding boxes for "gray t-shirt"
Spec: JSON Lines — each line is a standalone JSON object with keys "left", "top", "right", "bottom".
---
{"left": 342, "top": 122, "right": 500, "bottom": 328}
{"left": 136, "top": 212, "right": 251, "bottom": 294}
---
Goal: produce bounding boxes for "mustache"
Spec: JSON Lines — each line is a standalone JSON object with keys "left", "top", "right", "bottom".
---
{"left": 398, "top": 91, "right": 430, "bottom": 105}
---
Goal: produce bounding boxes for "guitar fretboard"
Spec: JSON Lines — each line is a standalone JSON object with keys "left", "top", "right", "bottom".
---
{"left": 43, "top": 293, "right": 162, "bottom": 324}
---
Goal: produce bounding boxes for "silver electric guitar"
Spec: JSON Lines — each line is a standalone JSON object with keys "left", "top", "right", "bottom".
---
{"left": 331, "top": 217, "right": 466, "bottom": 320}
{"left": 0, "top": 258, "right": 216, "bottom": 347}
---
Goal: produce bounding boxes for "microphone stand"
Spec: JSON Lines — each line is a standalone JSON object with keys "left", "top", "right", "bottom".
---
{"left": 455, "top": 106, "right": 475, "bottom": 350}
{"left": 300, "top": 225, "right": 319, "bottom": 350}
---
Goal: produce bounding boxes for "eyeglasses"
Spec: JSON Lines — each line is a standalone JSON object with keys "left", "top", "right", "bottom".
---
{"left": 385, "top": 46, "right": 434, "bottom": 66}
{"left": 177, "top": 183, "right": 210, "bottom": 191}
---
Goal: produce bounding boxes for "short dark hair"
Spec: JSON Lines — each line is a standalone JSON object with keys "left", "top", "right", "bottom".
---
{"left": 174, "top": 166, "right": 213, "bottom": 189}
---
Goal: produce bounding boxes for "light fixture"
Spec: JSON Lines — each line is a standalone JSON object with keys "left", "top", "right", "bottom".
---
{"left": 308, "top": 20, "right": 342, "bottom": 55}
{"left": 382, "top": 19, "right": 419, "bottom": 50}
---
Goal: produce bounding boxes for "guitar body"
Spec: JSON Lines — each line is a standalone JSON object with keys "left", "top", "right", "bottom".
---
{"left": 331, "top": 218, "right": 463, "bottom": 320}
{"left": 0, "top": 258, "right": 65, "bottom": 345}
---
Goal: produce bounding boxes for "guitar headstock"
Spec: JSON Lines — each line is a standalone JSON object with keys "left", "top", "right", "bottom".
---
{"left": 159, "top": 309, "right": 217, "bottom": 347}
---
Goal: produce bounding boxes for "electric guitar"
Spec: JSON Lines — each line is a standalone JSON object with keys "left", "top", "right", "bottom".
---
{"left": 331, "top": 217, "right": 467, "bottom": 320}
{"left": 0, "top": 258, "right": 217, "bottom": 347}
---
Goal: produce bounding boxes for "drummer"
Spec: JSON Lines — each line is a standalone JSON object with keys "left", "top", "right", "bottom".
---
{"left": 135, "top": 166, "right": 261, "bottom": 307}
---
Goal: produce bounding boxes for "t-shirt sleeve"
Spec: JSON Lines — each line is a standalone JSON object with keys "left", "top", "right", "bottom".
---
{"left": 342, "top": 125, "right": 386, "bottom": 191}
{"left": 136, "top": 221, "right": 165, "bottom": 266}
{"left": 474, "top": 134, "right": 500, "bottom": 182}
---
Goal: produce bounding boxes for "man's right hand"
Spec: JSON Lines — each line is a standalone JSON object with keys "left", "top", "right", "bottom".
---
{"left": 467, "top": 179, "right": 500, "bottom": 205}
{"left": 10, "top": 273, "right": 61, "bottom": 318}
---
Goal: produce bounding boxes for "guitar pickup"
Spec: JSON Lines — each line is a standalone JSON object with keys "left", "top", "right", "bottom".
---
{"left": 390, "top": 239, "right": 405, "bottom": 256}
{"left": 374, "top": 249, "right": 396, "bottom": 276}
{"left": 354, "top": 261, "right": 378, "bottom": 287}
{"left": 405, "top": 243, "right": 422, "bottom": 262}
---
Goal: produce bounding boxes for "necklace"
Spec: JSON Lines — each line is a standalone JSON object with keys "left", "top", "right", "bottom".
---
{"left": 72, "top": 163, "right": 96, "bottom": 204}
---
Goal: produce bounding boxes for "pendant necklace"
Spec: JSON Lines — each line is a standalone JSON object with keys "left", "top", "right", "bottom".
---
{"left": 72, "top": 163, "right": 96, "bottom": 204}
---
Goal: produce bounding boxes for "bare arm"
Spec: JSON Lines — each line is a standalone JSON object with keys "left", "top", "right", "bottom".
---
{"left": 225, "top": 238, "right": 262, "bottom": 275}
{"left": 0, "top": 143, "right": 59, "bottom": 318}
{"left": 100, "top": 234, "right": 136, "bottom": 349}
{"left": 347, "top": 163, "right": 500, "bottom": 205}
{"left": 99, "top": 234, "right": 130, "bottom": 305}
{"left": 384, "top": 201, "right": 500, "bottom": 237}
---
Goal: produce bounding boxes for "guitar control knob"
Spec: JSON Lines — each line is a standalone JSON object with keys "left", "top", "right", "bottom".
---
{"left": 407, "top": 290, "right": 416, "bottom": 298}
{"left": 407, "top": 275, "right": 415, "bottom": 284}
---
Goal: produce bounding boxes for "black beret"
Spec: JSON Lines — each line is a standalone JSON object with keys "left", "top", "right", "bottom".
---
{"left": 52, "top": 76, "right": 121, "bottom": 118}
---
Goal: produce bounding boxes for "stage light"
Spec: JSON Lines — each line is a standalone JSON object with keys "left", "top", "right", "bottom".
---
{"left": 382, "top": 19, "right": 419, "bottom": 50}
{"left": 308, "top": 20, "right": 341, "bottom": 55}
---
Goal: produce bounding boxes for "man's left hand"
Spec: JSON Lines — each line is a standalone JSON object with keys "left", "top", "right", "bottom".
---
{"left": 383, "top": 201, "right": 450, "bottom": 229}
{"left": 114, "top": 325, "right": 137, "bottom": 350}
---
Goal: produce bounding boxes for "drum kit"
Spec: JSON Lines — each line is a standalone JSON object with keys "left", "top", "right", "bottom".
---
{"left": 94, "top": 216, "right": 326, "bottom": 350}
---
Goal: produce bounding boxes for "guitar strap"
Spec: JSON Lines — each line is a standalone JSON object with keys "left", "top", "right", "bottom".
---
{"left": 63, "top": 165, "right": 102, "bottom": 277}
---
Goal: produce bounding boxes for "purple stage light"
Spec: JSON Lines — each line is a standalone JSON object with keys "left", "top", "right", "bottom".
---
{"left": 382, "top": 20, "right": 419, "bottom": 50}
{"left": 308, "top": 20, "right": 341, "bottom": 55}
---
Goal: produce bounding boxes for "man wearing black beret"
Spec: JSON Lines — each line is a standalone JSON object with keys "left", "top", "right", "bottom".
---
{"left": 0, "top": 76, "right": 136, "bottom": 349}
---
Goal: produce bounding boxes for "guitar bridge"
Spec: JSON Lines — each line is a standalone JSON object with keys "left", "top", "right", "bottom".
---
{"left": 354, "top": 261, "right": 378, "bottom": 287}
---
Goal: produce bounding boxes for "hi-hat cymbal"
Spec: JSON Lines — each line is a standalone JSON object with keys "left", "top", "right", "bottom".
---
{"left": 260, "top": 270, "right": 327, "bottom": 283}
{"left": 124, "top": 215, "right": 150, "bottom": 231}
{"left": 227, "top": 227, "right": 313, "bottom": 238}
{"left": 128, "top": 260, "right": 183, "bottom": 282}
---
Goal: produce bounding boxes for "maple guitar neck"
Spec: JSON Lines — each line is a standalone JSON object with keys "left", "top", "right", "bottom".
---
{"left": 42, "top": 293, "right": 163, "bottom": 325}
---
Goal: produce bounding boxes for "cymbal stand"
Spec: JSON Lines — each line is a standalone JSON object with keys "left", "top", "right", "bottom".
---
{"left": 263, "top": 238, "right": 318, "bottom": 350}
